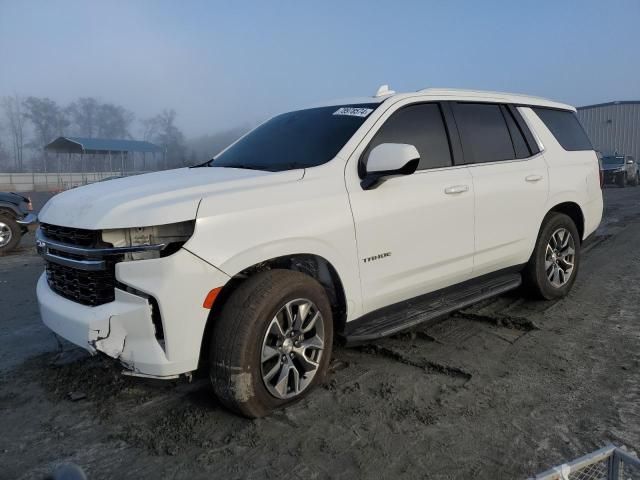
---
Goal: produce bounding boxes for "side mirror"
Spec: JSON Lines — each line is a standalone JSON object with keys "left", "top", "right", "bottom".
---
{"left": 361, "top": 143, "right": 420, "bottom": 190}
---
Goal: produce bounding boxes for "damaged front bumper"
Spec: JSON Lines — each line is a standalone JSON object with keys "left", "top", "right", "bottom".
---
{"left": 37, "top": 273, "right": 177, "bottom": 378}
{"left": 37, "top": 246, "right": 231, "bottom": 379}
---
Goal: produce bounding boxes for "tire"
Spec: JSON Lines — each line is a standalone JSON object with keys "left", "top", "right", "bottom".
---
{"left": 209, "top": 269, "right": 333, "bottom": 418}
{"left": 630, "top": 171, "right": 639, "bottom": 186}
{"left": 524, "top": 213, "right": 581, "bottom": 300}
{"left": 617, "top": 173, "right": 626, "bottom": 188}
{"left": 0, "top": 215, "right": 21, "bottom": 255}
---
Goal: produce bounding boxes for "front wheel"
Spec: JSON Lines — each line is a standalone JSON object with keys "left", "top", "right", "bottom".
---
{"left": 524, "top": 213, "right": 581, "bottom": 300}
{"left": 0, "top": 216, "right": 21, "bottom": 255}
{"left": 209, "top": 269, "right": 333, "bottom": 418}
{"left": 630, "top": 171, "right": 639, "bottom": 186}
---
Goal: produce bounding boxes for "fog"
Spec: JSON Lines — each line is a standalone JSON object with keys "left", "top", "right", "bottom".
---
{"left": 0, "top": 0, "right": 638, "bottom": 169}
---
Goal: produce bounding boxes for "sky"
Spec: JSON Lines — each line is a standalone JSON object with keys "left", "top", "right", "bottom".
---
{"left": 0, "top": 0, "right": 639, "bottom": 137}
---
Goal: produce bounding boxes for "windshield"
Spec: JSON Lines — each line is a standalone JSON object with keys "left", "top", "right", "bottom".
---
{"left": 602, "top": 156, "right": 624, "bottom": 166}
{"left": 210, "top": 104, "right": 378, "bottom": 172}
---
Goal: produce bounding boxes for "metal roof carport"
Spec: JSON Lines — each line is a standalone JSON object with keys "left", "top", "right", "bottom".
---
{"left": 44, "top": 136, "right": 164, "bottom": 182}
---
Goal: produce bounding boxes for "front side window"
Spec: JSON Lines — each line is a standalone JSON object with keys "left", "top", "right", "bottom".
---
{"left": 361, "top": 103, "right": 452, "bottom": 173}
{"left": 532, "top": 108, "right": 593, "bottom": 151}
{"left": 211, "top": 104, "right": 378, "bottom": 172}
{"left": 453, "top": 103, "right": 516, "bottom": 163}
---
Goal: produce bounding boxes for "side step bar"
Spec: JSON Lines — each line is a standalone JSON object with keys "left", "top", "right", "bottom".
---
{"left": 342, "top": 272, "right": 522, "bottom": 344}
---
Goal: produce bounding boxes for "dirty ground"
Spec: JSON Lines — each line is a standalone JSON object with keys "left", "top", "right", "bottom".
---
{"left": 1, "top": 187, "right": 639, "bottom": 480}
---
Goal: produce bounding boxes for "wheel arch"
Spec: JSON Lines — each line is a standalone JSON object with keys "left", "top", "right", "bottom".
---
{"left": 199, "top": 253, "right": 348, "bottom": 369}
{"left": 546, "top": 201, "right": 585, "bottom": 240}
{"left": 0, "top": 202, "right": 20, "bottom": 218}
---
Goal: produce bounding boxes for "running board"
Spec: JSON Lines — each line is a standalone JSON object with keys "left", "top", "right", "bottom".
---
{"left": 343, "top": 272, "right": 522, "bottom": 344}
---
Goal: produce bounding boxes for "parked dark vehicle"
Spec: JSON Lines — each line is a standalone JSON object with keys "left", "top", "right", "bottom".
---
{"left": 601, "top": 155, "right": 639, "bottom": 187}
{"left": 0, "top": 192, "right": 37, "bottom": 255}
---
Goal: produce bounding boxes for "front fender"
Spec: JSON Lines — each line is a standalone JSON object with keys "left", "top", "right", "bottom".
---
{"left": 0, "top": 201, "right": 21, "bottom": 217}
{"left": 186, "top": 236, "right": 363, "bottom": 321}
{"left": 184, "top": 172, "right": 364, "bottom": 320}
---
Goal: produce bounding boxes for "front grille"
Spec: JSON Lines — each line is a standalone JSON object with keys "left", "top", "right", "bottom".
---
{"left": 40, "top": 223, "right": 117, "bottom": 306}
{"left": 45, "top": 260, "right": 116, "bottom": 306}
{"left": 40, "top": 223, "right": 102, "bottom": 247}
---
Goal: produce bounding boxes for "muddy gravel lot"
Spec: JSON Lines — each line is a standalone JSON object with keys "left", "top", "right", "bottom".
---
{"left": 1, "top": 187, "right": 639, "bottom": 479}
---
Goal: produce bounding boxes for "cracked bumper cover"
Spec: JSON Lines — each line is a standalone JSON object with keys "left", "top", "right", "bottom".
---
{"left": 37, "top": 274, "right": 169, "bottom": 374}
{"left": 37, "top": 248, "right": 230, "bottom": 378}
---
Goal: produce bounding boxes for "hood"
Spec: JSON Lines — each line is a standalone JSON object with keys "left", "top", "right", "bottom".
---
{"left": 0, "top": 191, "right": 28, "bottom": 205}
{"left": 38, "top": 167, "right": 304, "bottom": 229}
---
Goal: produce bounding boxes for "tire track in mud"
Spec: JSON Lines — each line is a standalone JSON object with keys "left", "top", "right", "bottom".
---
{"left": 355, "top": 343, "right": 472, "bottom": 381}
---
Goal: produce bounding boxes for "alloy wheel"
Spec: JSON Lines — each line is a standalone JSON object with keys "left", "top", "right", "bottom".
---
{"left": 0, "top": 221, "right": 12, "bottom": 247}
{"left": 260, "top": 298, "right": 325, "bottom": 399}
{"left": 545, "top": 228, "right": 575, "bottom": 288}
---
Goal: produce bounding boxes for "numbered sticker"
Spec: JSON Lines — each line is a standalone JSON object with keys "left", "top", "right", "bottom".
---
{"left": 333, "top": 107, "right": 374, "bottom": 118}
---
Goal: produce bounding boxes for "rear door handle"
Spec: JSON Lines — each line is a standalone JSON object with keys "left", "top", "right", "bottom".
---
{"left": 444, "top": 185, "right": 469, "bottom": 194}
{"left": 525, "top": 175, "right": 543, "bottom": 182}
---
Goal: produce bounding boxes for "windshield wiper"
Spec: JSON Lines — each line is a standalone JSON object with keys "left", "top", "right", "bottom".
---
{"left": 190, "top": 158, "right": 214, "bottom": 168}
{"left": 218, "top": 164, "right": 267, "bottom": 171}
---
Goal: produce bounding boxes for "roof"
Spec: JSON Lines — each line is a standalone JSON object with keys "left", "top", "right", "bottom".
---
{"left": 578, "top": 100, "right": 640, "bottom": 110}
{"left": 45, "top": 136, "right": 163, "bottom": 154}
{"left": 309, "top": 87, "right": 575, "bottom": 111}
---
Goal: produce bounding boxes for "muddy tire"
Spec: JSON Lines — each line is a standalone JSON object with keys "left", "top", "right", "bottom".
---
{"left": 0, "top": 215, "right": 21, "bottom": 256}
{"left": 209, "top": 269, "right": 333, "bottom": 418}
{"left": 524, "top": 213, "right": 581, "bottom": 300}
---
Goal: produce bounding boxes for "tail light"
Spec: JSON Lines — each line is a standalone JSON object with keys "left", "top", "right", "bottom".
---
{"left": 599, "top": 169, "right": 604, "bottom": 189}
{"left": 595, "top": 152, "right": 604, "bottom": 189}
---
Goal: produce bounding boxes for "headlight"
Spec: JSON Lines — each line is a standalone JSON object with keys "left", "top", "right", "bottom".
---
{"left": 102, "top": 220, "right": 195, "bottom": 261}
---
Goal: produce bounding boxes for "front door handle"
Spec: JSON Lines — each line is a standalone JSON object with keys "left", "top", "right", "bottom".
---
{"left": 444, "top": 185, "right": 469, "bottom": 194}
{"left": 525, "top": 174, "right": 543, "bottom": 182}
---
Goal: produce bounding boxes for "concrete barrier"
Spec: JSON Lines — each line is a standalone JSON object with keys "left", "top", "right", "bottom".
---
{"left": 0, "top": 171, "right": 150, "bottom": 192}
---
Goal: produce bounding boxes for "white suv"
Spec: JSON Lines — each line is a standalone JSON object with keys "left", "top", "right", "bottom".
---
{"left": 36, "top": 87, "right": 603, "bottom": 417}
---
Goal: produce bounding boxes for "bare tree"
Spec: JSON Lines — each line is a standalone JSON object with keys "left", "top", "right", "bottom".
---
{"left": 143, "top": 109, "right": 186, "bottom": 169}
{"left": 1, "top": 94, "right": 25, "bottom": 171}
{"left": 96, "top": 103, "right": 134, "bottom": 138}
{"left": 66, "top": 97, "right": 99, "bottom": 137}
{"left": 23, "top": 96, "right": 68, "bottom": 172}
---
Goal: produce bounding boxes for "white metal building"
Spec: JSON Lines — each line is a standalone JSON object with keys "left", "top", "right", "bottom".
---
{"left": 577, "top": 101, "right": 640, "bottom": 160}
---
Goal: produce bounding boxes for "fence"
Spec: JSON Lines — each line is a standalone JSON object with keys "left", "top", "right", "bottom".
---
{"left": 0, "top": 171, "right": 151, "bottom": 192}
{"left": 531, "top": 445, "right": 640, "bottom": 480}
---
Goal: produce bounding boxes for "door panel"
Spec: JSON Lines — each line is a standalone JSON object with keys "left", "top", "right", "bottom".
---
{"left": 469, "top": 155, "right": 549, "bottom": 274}
{"left": 348, "top": 167, "right": 475, "bottom": 314}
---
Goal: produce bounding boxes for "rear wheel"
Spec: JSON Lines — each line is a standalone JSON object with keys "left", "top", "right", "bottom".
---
{"left": 209, "top": 269, "right": 333, "bottom": 418}
{"left": 0, "top": 215, "right": 20, "bottom": 255}
{"left": 524, "top": 213, "right": 580, "bottom": 300}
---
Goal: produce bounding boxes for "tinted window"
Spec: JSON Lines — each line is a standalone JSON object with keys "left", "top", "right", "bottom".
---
{"left": 453, "top": 103, "right": 515, "bottom": 163}
{"left": 213, "top": 104, "right": 378, "bottom": 172}
{"left": 501, "top": 105, "right": 531, "bottom": 159}
{"left": 532, "top": 108, "right": 593, "bottom": 151}
{"left": 363, "top": 103, "right": 452, "bottom": 172}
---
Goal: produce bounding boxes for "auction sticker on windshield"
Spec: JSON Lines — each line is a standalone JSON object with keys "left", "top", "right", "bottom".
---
{"left": 333, "top": 107, "right": 374, "bottom": 117}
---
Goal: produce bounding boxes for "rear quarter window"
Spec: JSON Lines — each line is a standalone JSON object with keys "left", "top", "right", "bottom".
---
{"left": 532, "top": 108, "right": 593, "bottom": 151}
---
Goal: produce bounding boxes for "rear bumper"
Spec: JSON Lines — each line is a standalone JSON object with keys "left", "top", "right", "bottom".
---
{"left": 37, "top": 248, "right": 231, "bottom": 378}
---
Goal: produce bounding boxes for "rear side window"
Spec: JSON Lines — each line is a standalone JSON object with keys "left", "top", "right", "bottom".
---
{"left": 362, "top": 103, "right": 452, "bottom": 172}
{"left": 453, "top": 103, "right": 516, "bottom": 163}
{"left": 501, "top": 105, "right": 531, "bottom": 159}
{"left": 532, "top": 108, "right": 593, "bottom": 151}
